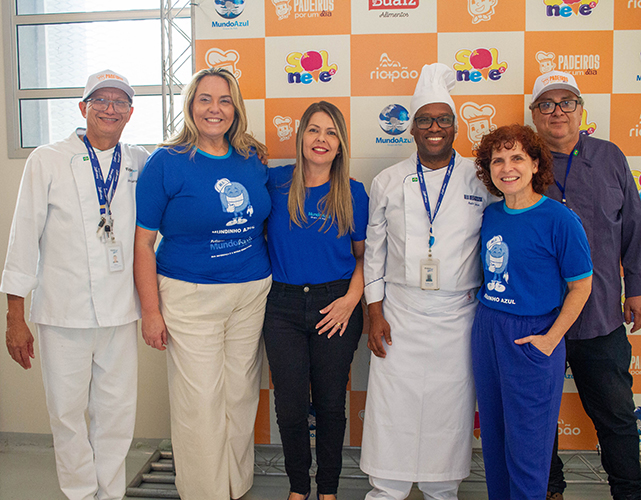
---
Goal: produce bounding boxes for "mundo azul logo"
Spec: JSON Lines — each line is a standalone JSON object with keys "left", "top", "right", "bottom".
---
{"left": 376, "top": 104, "right": 413, "bottom": 144}
{"left": 285, "top": 50, "right": 338, "bottom": 84}
{"left": 453, "top": 47, "right": 508, "bottom": 82}
{"left": 214, "top": 0, "right": 245, "bottom": 19}
{"left": 543, "top": 0, "right": 599, "bottom": 17}
{"left": 378, "top": 104, "right": 410, "bottom": 135}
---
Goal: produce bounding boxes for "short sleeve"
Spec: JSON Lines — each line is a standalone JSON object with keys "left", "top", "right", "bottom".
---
{"left": 555, "top": 209, "right": 593, "bottom": 282}
{"left": 136, "top": 148, "right": 173, "bottom": 231}
{"left": 351, "top": 180, "right": 369, "bottom": 242}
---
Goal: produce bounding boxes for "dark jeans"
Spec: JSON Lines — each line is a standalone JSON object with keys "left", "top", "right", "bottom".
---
{"left": 263, "top": 280, "right": 362, "bottom": 495}
{"left": 548, "top": 325, "right": 641, "bottom": 500}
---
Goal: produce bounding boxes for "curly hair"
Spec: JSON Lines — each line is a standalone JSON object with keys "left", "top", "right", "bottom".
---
{"left": 474, "top": 124, "right": 555, "bottom": 198}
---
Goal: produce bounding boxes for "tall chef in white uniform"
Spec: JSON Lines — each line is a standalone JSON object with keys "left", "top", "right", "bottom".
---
{"left": 361, "top": 63, "right": 495, "bottom": 500}
{"left": 1, "top": 70, "right": 149, "bottom": 500}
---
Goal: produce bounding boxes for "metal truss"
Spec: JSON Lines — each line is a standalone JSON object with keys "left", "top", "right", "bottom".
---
{"left": 161, "top": 0, "right": 194, "bottom": 140}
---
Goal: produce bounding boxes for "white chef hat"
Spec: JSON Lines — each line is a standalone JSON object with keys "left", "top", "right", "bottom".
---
{"left": 409, "top": 63, "right": 457, "bottom": 125}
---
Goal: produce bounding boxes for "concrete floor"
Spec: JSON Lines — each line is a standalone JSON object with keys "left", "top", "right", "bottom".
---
{"left": 0, "top": 433, "right": 614, "bottom": 500}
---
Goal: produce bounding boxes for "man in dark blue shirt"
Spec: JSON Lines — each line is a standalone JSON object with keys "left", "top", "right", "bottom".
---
{"left": 531, "top": 70, "right": 641, "bottom": 500}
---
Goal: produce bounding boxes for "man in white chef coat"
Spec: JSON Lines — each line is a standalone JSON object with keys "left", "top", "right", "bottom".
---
{"left": 1, "top": 69, "right": 149, "bottom": 500}
{"left": 360, "top": 63, "right": 495, "bottom": 500}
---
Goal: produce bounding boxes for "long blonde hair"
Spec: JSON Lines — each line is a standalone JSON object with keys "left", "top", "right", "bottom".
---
{"left": 288, "top": 101, "right": 353, "bottom": 237}
{"left": 160, "top": 67, "right": 267, "bottom": 159}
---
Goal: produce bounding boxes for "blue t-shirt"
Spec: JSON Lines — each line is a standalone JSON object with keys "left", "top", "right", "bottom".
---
{"left": 478, "top": 196, "right": 593, "bottom": 316}
{"left": 267, "top": 165, "right": 369, "bottom": 285}
{"left": 136, "top": 147, "right": 271, "bottom": 284}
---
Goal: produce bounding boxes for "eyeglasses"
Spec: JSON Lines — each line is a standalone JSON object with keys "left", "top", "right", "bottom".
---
{"left": 414, "top": 115, "right": 455, "bottom": 129}
{"left": 86, "top": 98, "right": 131, "bottom": 113}
{"left": 531, "top": 100, "right": 580, "bottom": 115}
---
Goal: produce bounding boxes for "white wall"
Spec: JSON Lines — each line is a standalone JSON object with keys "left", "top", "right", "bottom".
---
{"left": 0, "top": 7, "right": 171, "bottom": 439}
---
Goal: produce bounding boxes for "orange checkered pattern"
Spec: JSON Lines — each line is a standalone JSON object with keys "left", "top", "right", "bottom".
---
{"left": 196, "top": 0, "right": 641, "bottom": 451}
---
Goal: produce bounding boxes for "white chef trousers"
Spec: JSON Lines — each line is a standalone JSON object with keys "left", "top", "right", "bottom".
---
{"left": 365, "top": 476, "right": 462, "bottom": 500}
{"left": 37, "top": 322, "right": 138, "bottom": 500}
{"left": 158, "top": 275, "right": 271, "bottom": 500}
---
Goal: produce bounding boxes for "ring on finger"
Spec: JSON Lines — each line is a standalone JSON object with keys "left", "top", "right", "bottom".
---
{"left": 336, "top": 322, "right": 342, "bottom": 327}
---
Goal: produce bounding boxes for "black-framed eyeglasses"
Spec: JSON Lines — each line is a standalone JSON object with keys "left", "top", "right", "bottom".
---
{"left": 414, "top": 115, "right": 455, "bottom": 129}
{"left": 86, "top": 98, "right": 131, "bottom": 113}
{"left": 531, "top": 100, "right": 580, "bottom": 115}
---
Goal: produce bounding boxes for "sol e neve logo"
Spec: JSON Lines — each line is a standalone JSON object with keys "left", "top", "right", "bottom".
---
{"left": 285, "top": 50, "right": 338, "bottom": 84}
{"left": 543, "top": 0, "right": 599, "bottom": 18}
{"left": 453, "top": 48, "right": 508, "bottom": 82}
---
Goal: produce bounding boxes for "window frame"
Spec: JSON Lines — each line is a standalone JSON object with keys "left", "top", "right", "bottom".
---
{"left": 3, "top": 2, "right": 186, "bottom": 158}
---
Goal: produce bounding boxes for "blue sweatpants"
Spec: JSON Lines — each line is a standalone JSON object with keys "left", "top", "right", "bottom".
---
{"left": 472, "top": 303, "right": 566, "bottom": 500}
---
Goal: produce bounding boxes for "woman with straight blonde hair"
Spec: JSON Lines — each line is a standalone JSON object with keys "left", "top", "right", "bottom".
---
{"left": 134, "top": 67, "right": 271, "bottom": 500}
{"left": 263, "top": 101, "right": 369, "bottom": 500}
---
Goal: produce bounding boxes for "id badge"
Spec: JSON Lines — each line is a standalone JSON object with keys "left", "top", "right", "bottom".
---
{"left": 420, "top": 258, "right": 440, "bottom": 290}
{"left": 107, "top": 241, "right": 124, "bottom": 273}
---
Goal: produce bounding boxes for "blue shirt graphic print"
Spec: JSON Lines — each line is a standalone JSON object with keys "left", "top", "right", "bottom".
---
{"left": 215, "top": 178, "right": 253, "bottom": 226}
{"left": 485, "top": 235, "right": 509, "bottom": 293}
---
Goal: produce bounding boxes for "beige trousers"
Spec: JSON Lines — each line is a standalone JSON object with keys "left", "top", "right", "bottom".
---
{"left": 159, "top": 275, "right": 271, "bottom": 500}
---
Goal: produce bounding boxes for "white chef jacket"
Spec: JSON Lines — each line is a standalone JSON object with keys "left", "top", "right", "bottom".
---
{"left": 0, "top": 129, "right": 149, "bottom": 328}
{"left": 364, "top": 152, "right": 494, "bottom": 303}
{"left": 361, "top": 151, "right": 495, "bottom": 482}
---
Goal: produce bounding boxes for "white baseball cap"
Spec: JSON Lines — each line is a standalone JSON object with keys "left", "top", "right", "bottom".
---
{"left": 82, "top": 69, "right": 134, "bottom": 101}
{"left": 531, "top": 70, "right": 580, "bottom": 104}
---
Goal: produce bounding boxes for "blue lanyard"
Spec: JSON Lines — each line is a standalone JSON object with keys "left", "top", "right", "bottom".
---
{"left": 83, "top": 135, "right": 121, "bottom": 221}
{"left": 416, "top": 151, "right": 455, "bottom": 254}
{"left": 555, "top": 147, "right": 579, "bottom": 206}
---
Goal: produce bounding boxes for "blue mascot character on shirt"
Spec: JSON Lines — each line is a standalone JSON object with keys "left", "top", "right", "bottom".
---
{"left": 485, "top": 235, "right": 509, "bottom": 293}
{"left": 215, "top": 178, "right": 253, "bottom": 227}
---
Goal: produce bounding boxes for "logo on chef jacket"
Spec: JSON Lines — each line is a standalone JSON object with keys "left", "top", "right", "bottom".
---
{"left": 285, "top": 50, "right": 338, "bottom": 85}
{"left": 453, "top": 48, "right": 508, "bottom": 83}
{"left": 543, "top": 0, "right": 599, "bottom": 18}
{"left": 205, "top": 48, "right": 242, "bottom": 79}
{"left": 467, "top": 0, "right": 498, "bottom": 24}
{"left": 376, "top": 104, "right": 413, "bottom": 145}
{"left": 273, "top": 115, "right": 294, "bottom": 142}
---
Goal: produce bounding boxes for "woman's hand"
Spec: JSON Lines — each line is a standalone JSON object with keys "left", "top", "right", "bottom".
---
{"left": 513, "top": 333, "right": 558, "bottom": 357}
{"left": 316, "top": 294, "right": 359, "bottom": 339}
{"left": 141, "top": 310, "right": 168, "bottom": 351}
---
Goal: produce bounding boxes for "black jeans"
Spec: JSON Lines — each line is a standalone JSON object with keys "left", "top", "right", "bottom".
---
{"left": 263, "top": 280, "right": 362, "bottom": 495}
{"left": 548, "top": 325, "right": 641, "bottom": 499}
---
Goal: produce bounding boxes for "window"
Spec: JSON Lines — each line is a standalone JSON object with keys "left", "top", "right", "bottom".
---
{"left": 4, "top": 0, "right": 192, "bottom": 157}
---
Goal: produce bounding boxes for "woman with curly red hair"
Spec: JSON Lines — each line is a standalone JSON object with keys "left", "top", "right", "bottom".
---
{"left": 472, "top": 124, "right": 593, "bottom": 499}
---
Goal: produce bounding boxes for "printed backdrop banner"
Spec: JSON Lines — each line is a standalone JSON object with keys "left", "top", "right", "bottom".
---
{"left": 195, "top": 0, "right": 641, "bottom": 451}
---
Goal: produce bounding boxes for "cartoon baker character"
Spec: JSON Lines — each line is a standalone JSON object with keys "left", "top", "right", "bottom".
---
{"left": 215, "top": 178, "right": 253, "bottom": 226}
{"left": 486, "top": 235, "right": 509, "bottom": 292}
